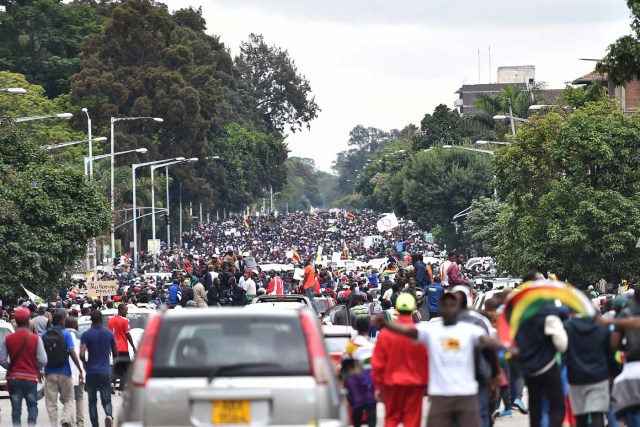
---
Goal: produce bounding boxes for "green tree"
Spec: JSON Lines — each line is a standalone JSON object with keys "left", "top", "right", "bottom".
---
{"left": 494, "top": 99, "right": 640, "bottom": 284}
{"left": 0, "top": 0, "right": 101, "bottom": 97}
{"left": 0, "top": 71, "right": 84, "bottom": 146}
{"left": 279, "top": 157, "right": 322, "bottom": 211}
{"left": 412, "top": 104, "right": 462, "bottom": 151}
{"left": 0, "top": 122, "right": 111, "bottom": 299}
{"left": 236, "top": 33, "right": 320, "bottom": 134}
{"left": 388, "top": 147, "right": 494, "bottom": 248}
{"left": 211, "top": 123, "right": 288, "bottom": 211}
{"left": 463, "top": 197, "right": 501, "bottom": 256}
{"left": 596, "top": 0, "right": 640, "bottom": 84}
{"left": 332, "top": 125, "right": 401, "bottom": 198}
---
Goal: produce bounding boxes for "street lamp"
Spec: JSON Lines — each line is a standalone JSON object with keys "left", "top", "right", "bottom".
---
{"left": 83, "top": 148, "right": 148, "bottom": 177}
{"left": 166, "top": 155, "right": 221, "bottom": 246}
{"left": 132, "top": 157, "right": 184, "bottom": 269}
{"left": 15, "top": 112, "right": 73, "bottom": 123}
{"left": 110, "top": 116, "right": 163, "bottom": 265}
{"left": 476, "top": 140, "right": 510, "bottom": 146}
{"left": 150, "top": 157, "right": 197, "bottom": 267}
{"left": 42, "top": 136, "right": 107, "bottom": 150}
{"left": 443, "top": 145, "right": 495, "bottom": 156}
{"left": 0, "top": 88, "right": 26, "bottom": 94}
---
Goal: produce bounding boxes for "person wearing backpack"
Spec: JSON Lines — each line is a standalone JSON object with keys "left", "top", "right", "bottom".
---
{"left": 41, "top": 313, "right": 83, "bottom": 427}
{"left": 0, "top": 308, "right": 48, "bottom": 426}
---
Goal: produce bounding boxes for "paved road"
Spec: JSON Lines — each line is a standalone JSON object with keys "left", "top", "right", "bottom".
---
{"left": 0, "top": 391, "right": 529, "bottom": 426}
{"left": 0, "top": 391, "right": 122, "bottom": 426}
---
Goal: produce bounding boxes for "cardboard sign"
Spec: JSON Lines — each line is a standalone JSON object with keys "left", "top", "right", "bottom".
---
{"left": 87, "top": 280, "right": 119, "bottom": 297}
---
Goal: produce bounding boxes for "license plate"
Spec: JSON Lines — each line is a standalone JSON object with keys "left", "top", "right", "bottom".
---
{"left": 212, "top": 400, "right": 251, "bottom": 424}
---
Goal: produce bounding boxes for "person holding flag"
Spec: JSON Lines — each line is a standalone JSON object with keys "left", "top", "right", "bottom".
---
{"left": 292, "top": 250, "right": 302, "bottom": 264}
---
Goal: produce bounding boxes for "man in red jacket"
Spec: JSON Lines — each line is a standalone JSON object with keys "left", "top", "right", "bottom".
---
{"left": 372, "top": 293, "right": 428, "bottom": 427}
{"left": 0, "top": 308, "right": 48, "bottom": 426}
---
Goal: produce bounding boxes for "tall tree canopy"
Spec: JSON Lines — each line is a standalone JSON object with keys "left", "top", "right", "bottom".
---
{"left": 0, "top": 0, "right": 101, "bottom": 98}
{"left": 597, "top": 0, "right": 640, "bottom": 84}
{"left": 0, "top": 122, "right": 111, "bottom": 298}
{"left": 388, "top": 147, "right": 494, "bottom": 248}
{"left": 494, "top": 99, "right": 640, "bottom": 284}
{"left": 236, "top": 33, "right": 320, "bottom": 134}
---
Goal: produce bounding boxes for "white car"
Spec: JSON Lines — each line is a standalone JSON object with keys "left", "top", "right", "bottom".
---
{"left": 0, "top": 321, "right": 15, "bottom": 388}
{"left": 78, "top": 308, "right": 153, "bottom": 360}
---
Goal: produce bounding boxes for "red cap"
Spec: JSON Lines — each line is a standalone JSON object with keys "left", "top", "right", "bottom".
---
{"left": 13, "top": 309, "right": 30, "bottom": 323}
{"left": 114, "top": 296, "right": 120, "bottom": 302}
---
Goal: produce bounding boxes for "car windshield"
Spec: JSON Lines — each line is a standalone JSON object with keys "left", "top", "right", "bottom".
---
{"left": 152, "top": 316, "right": 311, "bottom": 377}
{"left": 78, "top": 312, "right": 150, "bottom": 334}
{"left": 324, "top": 336, "right": 350, "bottom": 354}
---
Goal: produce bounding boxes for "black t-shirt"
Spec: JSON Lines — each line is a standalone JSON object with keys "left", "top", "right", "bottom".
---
{"left": 616, "top": 302, "right": 640, "bottom": 361}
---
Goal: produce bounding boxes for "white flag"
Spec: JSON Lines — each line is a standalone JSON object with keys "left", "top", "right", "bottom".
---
{"left": 377, "top": 213, "right": 399, "bottom": 232}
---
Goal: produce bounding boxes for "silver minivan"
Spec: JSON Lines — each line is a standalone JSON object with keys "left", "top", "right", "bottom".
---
{"left": 118, "top": 307, "right": 347, "bottom": 427}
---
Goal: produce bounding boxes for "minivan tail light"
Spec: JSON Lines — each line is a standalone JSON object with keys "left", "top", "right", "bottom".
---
{"left": 130, "top": 313, "right": 162, "bottom": 387}
{"left": 300, "top": 311, "right": 330, "bottom": 384}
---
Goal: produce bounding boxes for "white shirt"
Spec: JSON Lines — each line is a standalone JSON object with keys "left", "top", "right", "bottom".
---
{"left": 243, "top": 278, "right": 256, "bottom": 296}
{"left": 416, "top": 321, "right": 484, "bottom": 396}
{"left": 68, "top": 329, "right": 85, "bottom": 387}
{"left": 441, "top": 260, "right": 451, "bottom": 287}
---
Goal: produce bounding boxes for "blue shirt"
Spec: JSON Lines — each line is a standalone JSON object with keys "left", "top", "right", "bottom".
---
{"left": 168, "top": 284, "right": 180, "bottom": 305}
{"left": 367, "top": 273, "right": 379, "bottom": 287}
{"left": 81, "top": 326, "right": 116, "bottom": 375}
{"left": 41, "top": 326, "right": 74, "bottom": 376}
{"left": 427, "top": 282, "right": 445, "bottom": 313}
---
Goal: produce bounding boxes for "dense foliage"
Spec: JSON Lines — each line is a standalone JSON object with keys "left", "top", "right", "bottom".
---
{"left": 494, "top": 99, "right": 640, "bottom": 284}
{"left": 0, "top": 123, "right": 111, "bottom": 298}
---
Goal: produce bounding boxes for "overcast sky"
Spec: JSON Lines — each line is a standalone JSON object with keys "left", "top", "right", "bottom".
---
{"left": 162, "top": 0, "right": 632, "bottom": 172}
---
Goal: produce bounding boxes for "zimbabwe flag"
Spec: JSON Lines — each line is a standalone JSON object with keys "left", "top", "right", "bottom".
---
{"left": 346, "top": 212, "right": 355, "bottom": 220}
{"left": 292, "top": 250, "right": 301, "bottom": 264}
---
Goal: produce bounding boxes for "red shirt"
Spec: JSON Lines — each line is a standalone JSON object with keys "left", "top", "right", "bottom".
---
{"left": 303, "top": 265, "right": 315, "bottom": 290}
{"left": 372, "top": 315, "right": 429, "bottom": 390}
{"left": 108, "top": 315, "right": 130, "bottom": 352}
{"left": 5, "top": 329, "right": 40, "bottom": 382}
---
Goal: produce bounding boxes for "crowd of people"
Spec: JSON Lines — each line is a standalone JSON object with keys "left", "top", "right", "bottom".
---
{"left": 2, "top": 210, "right": 640, "bottom": 427}
{"left": 340, "top": 268, "right": 640, "bottom": 427}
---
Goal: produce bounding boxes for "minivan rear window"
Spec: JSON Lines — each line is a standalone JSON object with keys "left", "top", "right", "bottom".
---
{"left": 152, "top": 316, "right": 312, "bottom": 378}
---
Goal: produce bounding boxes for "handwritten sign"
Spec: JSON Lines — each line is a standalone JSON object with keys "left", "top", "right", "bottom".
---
{"left": 87, "top": 280, "right": 119, "bottom": 298}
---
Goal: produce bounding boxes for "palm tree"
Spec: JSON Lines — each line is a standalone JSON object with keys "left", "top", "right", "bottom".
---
{"left": 470, "top": 83, "right": 545, "bottom": 139}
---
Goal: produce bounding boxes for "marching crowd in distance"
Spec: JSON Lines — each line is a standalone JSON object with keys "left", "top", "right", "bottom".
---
{"left": 1, "top": 210, "right": 639, "bottom": 426}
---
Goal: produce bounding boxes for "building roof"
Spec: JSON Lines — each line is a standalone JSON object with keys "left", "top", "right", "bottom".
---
{"left": 572, "top": 71, "right": 607, "bottom": 85}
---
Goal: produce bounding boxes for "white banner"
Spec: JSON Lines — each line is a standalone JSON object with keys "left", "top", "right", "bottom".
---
{"left": 376, "top": 213, "right": 399, "bottom": 232}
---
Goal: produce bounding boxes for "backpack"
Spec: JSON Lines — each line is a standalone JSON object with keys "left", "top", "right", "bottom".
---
{"left": 42, "top": 329, "right": 68, "bottom": 369}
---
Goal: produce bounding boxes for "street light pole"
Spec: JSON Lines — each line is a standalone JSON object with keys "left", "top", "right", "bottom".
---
{"left": 132, "top": 157, "right": 184, "bottom": 270}
{"left": 165, "top": 166, "right": 170, "bottom": 248}
{"left": 14, "top": 113, "right": 72, "bottom": 123}
{"left": 507, "top": 98, "right": 516, "bottom": 136}
{"left": 150, "top": 158, "right": 197, "bottom": 268}
{"left": 82, "top": 109, "right": 93, "bottom": 179}
{"left": 110, "top": 116, "right": 163, "bottom": 265}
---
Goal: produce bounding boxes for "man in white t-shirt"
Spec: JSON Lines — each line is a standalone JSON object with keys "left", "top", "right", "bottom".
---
{"left": 375, "top": 292, "right": 515, "bottom": 427}
{"left": 242, "top": 269, "right": 257, "bottom": 303}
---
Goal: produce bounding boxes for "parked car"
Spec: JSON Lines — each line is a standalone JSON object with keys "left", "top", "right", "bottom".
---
{"left": 322, "top": 304, "right": 352, "bottom": 327}
{"left": 118, "top": 307, "right": 347, "bottom": 426}
{"left": 251, "top": 294, "right": 312, "bottom": 308}
{"left": 0, "top": 321, "right": 15, "bottom": 389}
{"left": 78, "top": 308, "right": 153, "bottom": 360}
{"left": 322, "top": 325, "right": 356, "bottom": 367}
{"left": 315, "top": 296, "right": 337, "bottom": 315}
